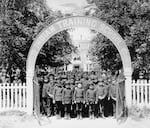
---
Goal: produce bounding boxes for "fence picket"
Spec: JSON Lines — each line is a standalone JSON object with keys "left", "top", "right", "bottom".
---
{"left": 2, "top": 84, "right": 6, "bottom": 108}
{"left": 6, "top": 83, "right": 9, "bottom": 108}
{"left": 137, "top": 83, "right": 140, "bottom": 106}
{"left": 145, "top": 85, "right": 148, "bottom": 105}
{"left": 11, "top": 83, "right": 13, "bottom": 108}
{"left": 15, "top": 83, "right": 18, "bottom": 108}
{"left": 133, "top": 85, "right": 136, "bottom": 104}
{"left": 19, "top": 83, "right": 21, "bottom": 108}
{"left": 23, "top": 83, "right": 25, "bottom": 108}
{"left": 141, "top": 84, "right": 144, "bottom": 106}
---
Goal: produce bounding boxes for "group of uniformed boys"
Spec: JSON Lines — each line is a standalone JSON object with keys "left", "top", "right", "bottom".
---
{"left": 41, "top": 71, "right": 117, "bottom": 119}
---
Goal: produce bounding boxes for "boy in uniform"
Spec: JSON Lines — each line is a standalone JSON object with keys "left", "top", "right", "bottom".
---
{"left": 47, "top": 74, "right": 55, "bottom": 116}
{"left": 103, "top": 78, "right": 112, "bottom": 117}
{"left": 109, "top": 80, "right": 117, "bottom": 117}
{"left": 95, "top": 81, "right": 105, "bottom": 118}
{"left": 73, "top": 83, "right": 85, "bottom": 119}
{"left": 53, "top": 82, "right": 63, "bottom": 118}
{"left": 62, "top": 81, "right": 73, "bottom": 119}
{"left": 42, "top": 77, "right": 50, "bottom": 116}
{"left": 86, "top": 83, "right": 96, "bottom": 119}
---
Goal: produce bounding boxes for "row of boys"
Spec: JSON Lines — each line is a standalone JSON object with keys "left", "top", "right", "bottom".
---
{"left": 42, "top": 75, "right": 117, "bottom": 119}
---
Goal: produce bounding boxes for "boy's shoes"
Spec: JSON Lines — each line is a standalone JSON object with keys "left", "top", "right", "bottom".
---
{"left": 56, "top": 115, "right": 61, "bottom": 119}
{"left": 47, "top": 114, "right": 51, "bottom": 117}
{"left": 77, "top": 115, "right": 80, "bottom": 120}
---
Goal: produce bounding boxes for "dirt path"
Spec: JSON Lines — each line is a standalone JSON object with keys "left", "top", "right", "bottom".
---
{"left": 0, "top": 114, "right": 150, "bottom": 128}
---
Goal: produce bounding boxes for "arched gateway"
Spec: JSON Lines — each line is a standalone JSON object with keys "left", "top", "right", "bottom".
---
{"left": 26, "top": 16, "right": 132, "bottom": 114}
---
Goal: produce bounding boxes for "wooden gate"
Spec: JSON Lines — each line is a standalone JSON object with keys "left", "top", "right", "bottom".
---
{"left": 116, "top": 78, "right": 128, "bottom": 123}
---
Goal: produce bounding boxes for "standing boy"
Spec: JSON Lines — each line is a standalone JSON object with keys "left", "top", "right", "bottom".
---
{"left": 53, "top": 82, "right": 63, "bottom": 118}
{"left": 96, "top": 81, "right": 105, "bottom": 118}
{"left": 73, "top": 83, "right": 85, "bottom": 119}
{"left": 86, "top": 84, "right": 96, "bottom": 119}
{"left": 42, "top": 77, "right": 50, "bottom": 116}
{"left": 62, "top": 81, "right": 73, "bottom": 119}
{"left": 109, "top": 80, "right": 117, "bottom": 117}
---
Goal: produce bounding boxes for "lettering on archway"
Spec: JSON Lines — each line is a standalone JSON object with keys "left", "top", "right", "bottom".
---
{"left": 26, "top": 16, "right": 132, "bottom": 114}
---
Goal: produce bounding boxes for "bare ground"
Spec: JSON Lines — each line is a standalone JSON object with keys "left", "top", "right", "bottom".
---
{"left": 0, "top": 111, "right": 150, "bottom": 128}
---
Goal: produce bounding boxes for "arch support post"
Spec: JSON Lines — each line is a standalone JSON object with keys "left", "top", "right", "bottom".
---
{"left": 124, "top": 71, "right": 132, "bottom": 108}
{"left": 26, "top": 74, "right": 33, "bottom": 115}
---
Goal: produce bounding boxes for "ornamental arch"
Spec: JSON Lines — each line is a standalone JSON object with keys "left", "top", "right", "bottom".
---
{"left": 26, "top": 16, "right": 132, "bottom": 114}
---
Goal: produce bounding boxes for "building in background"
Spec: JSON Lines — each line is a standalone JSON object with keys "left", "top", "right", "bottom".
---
{"left": 64, "top": 27, "right": 96, "bottom": 72}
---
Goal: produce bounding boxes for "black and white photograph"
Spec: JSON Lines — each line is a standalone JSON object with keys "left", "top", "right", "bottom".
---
{"left": 0, "top": 0, "right": 150, "bottom": 128}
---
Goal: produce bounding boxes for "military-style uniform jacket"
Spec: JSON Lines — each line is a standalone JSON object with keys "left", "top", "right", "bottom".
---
{"left": 49, "top": 81, "right": 55, "bottom": 95}
{"left": 86, "top": 88, "right": 96, "bottom": 103}
{"left": 103, "top": 85, "right": 110, "bottom": 98}
{"left": 62, "top": 88, "right": 73, "bottom": 104}
{"left": 42, "top": 83, "right": 50, "bottom": 98}
{"left": 109, "top": 85, "right": 116, "bottom": 100}
{"left": 73, "top": 87, "right": 85, "bottom": 103}
{"left": 53, "top": 86, "right": 63, "bottom": 101}
{"left": 96, "top": 86, "right": 105, "bottom": 102}
{"left": 81, "top": 79, "right": 89, "bottom": 93}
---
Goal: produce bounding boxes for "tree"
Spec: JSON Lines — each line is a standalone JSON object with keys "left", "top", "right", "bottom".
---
{"left": 36, "top": 30, "right": 75, "bottom": 67}
{"left": 88, "top": 0, "right": 150, "bottom": 78}
{"left": 0, "top": 0, "right": 73, "bottom": 81}
{"left": 89, "top": 34, "right": 122, "bottom": 74}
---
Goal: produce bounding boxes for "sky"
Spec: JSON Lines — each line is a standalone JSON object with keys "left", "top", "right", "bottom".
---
{"left": 46, "top": 0, "right": 88, "bottom": 13}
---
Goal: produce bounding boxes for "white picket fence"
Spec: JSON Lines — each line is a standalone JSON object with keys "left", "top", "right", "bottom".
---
{"left": 0, "top": 83, "right": 28, "bottom": 112}
{"left": 131, "top": 80, "right": 150, "bottom": 108}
